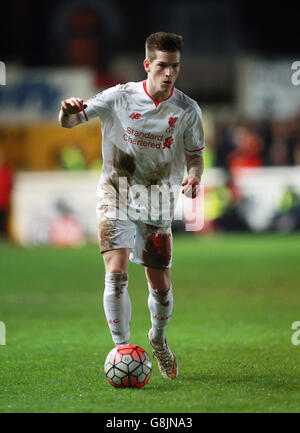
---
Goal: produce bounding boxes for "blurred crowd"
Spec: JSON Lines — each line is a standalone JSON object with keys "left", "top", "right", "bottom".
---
{"left": 196, "top": 109, "right": 300, "bottom": 234}
{"left": 205, "top": 109, "right": 300, "bottom": 172}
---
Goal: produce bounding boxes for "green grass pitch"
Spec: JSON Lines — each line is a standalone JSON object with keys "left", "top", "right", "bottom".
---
{"left": 1, "top": 233, "right": 300, "bottom": 413}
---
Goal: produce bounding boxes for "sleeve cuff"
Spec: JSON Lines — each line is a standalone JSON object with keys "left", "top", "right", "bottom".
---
{"left": 79, "top": 109, "right": 88, "bottom": 122}
{"left": 184, "top": 147, "right": 204, "bottom": 154}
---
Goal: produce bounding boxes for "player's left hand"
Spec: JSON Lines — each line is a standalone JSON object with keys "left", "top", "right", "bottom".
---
{"left": 181, "top": 174, "right": 201, "bottom": 198}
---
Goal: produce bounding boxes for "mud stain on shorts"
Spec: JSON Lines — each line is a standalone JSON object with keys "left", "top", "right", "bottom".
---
{"left": 99, "top": 217, "right": 118, "bottom": 253}
{"left": 142, "top": 225, "right": 172, "bottom": 269}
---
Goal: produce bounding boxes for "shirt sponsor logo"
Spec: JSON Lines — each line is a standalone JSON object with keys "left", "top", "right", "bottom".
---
{"left": 123, "top": 127, "right": 173, "bottom": 150}
{"left": 162, "top": 136, "right": 173, "bottom": 149}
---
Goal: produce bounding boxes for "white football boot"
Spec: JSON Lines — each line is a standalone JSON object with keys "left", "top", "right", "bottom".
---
{"left": 147, "top": 329, "right": 178, "bottom": 379}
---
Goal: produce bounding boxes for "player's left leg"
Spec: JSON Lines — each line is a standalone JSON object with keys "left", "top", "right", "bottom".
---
{"left": 145, "top": 267, "right": 173, "bottom": 347}
{"left": 129, "top": 222, "right": 177, "bottom": 378}
{"left": 145, "top": 266, "right": 178, "bottom": 379}
{"left": 129, "top": 223, "right": 174, "bottom": 345}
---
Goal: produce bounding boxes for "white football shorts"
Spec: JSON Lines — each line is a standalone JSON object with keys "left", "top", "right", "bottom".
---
{"left": 96, "top": 200, "right": 173, "bottom": 269}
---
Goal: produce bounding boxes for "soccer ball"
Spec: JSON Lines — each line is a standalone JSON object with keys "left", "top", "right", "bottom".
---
{"left": 104, "top": 344, "right": 152, "bottom": 388}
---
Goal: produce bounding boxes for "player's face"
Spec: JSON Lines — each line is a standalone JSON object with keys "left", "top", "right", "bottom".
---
{"left": 145, "top": 50, "right": 181, "bottom": 93}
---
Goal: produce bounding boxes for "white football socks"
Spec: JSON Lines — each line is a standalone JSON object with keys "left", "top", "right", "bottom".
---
{"left": 148, "top": 283, "right": 173, "bottom": 347}
{"left": 103, "top": 273, "right": 132, "bottom": 346}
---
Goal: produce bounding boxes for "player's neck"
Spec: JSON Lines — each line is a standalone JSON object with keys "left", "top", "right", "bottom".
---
{"left": 145, "top": 79, "right": 172, "bottom": 102}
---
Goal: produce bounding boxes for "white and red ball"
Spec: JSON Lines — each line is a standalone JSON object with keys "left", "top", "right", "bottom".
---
{"left": 104, "top": 344, "right": 152, "bottom": 388}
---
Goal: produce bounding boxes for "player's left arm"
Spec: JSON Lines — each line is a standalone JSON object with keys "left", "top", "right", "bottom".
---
{"left": 182, "top": 103, "right": 205, "bottom": 198}
{"left": 182, "top": 154, "right": 204, "bottom": 198}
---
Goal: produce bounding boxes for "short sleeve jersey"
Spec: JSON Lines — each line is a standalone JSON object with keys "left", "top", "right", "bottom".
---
{"left": 79, "top": 81, "right": 205, "bottom": 226}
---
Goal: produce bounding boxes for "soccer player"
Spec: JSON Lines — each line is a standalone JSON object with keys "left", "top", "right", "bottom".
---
{"left": 58, "top": 32, "right": 204, "bottom": 380}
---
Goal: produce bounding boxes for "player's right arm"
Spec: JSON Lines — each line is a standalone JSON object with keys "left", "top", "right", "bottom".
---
{"left": 58, "top": 97, "right": 87, "bottom": 128}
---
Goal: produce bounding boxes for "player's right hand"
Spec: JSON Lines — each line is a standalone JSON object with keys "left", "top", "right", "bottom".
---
{"left": 61, "top": 97, "right": 87, "bottom": 115}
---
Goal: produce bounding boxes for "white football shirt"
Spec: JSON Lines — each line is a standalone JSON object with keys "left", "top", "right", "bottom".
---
{"left": 79, "top": 80, "right": 205, "bottom": 226}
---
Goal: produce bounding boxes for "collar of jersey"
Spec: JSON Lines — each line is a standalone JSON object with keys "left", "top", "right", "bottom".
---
{"left": 143, "top": 80, "right": 174, "bottom": 107}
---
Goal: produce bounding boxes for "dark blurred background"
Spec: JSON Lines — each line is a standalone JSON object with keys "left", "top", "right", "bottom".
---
{"left": 2, "top": 1, "right": 299, "bottom": 67}
{"left": 1, "top": 0, "right": 300, "bottom": 245}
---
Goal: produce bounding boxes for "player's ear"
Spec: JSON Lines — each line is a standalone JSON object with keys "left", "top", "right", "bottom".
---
{"left": 144, "top": 59, "right": 151, "bottom": 73}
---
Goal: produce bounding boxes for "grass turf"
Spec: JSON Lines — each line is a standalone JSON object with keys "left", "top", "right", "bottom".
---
{"left": 1, "top": 233, "right": 300, "bottom": 413}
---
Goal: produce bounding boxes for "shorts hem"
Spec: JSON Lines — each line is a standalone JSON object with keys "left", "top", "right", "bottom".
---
{"left": 129, "top": 256, "right": 172, "bottom": 270}
{"left": 100, "top": 245, "right": 133, "bottom": 254}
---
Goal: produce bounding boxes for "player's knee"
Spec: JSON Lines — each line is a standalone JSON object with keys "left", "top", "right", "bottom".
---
{"left": 104, "top": 258, "right": 127, "bottom": 274}
{"left": 152, "top": 284, "right": 171, "bottom": 294}
{"left": 105, "top": 263, "right": 127, "bottom": 274}
{"left": 103, "top": 249, "right": 129, "bottom": 275}
{"left": 148, "top": 277, "right": 171, "bottom": 293}
{"left": 146, "top": 269, "right": 171, "bottom": 293}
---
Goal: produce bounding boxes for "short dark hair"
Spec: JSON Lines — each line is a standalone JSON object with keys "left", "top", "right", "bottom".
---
{"left": 145, "top": 32, "right": 183, "bottom": 62}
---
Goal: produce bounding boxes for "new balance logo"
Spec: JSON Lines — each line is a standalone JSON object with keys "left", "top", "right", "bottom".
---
{"left": 162, "top": 136, "right": 173, "bottom": 149}
{"left": 129, "top": 112, "right": 141, "bottom": 119}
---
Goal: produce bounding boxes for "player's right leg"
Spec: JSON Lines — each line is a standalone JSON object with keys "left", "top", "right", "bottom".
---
{"left": 102, "top": 248, "right": 132, "bottom": 346}
{"left": 97, "top": 198, "right": 135, "bottom": 347}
